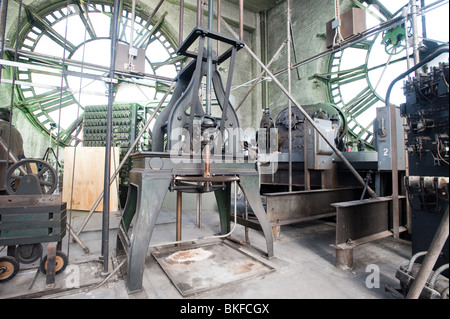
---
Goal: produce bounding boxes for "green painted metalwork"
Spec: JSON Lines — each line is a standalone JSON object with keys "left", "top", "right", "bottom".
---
{"left": 6, "top": 0, "right": 182, "bottom": 147}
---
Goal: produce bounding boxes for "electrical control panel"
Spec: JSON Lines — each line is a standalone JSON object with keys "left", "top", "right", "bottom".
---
{"left": 400, "top": 62, "right": 449, "bottom": 275}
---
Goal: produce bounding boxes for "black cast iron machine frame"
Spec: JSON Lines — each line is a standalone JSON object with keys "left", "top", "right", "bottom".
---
{"left": 116, "top": 4, "right": 274, "bottom": 293}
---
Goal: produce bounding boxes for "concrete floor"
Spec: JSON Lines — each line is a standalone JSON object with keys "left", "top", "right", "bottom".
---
{"left": 0, "top": 207, "right": 411, "bottom": 299}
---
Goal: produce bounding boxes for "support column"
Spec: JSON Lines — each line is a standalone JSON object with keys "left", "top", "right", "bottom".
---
{"left": 126, "top": 175, "right": 172, "bottom": 293}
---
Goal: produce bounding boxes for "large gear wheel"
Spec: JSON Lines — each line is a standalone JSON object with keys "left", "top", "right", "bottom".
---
{"left": 5, "top": 159, "right": 57, "bottom": 195}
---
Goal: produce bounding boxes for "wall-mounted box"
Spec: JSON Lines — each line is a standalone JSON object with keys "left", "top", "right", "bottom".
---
{"left": 373, "top": 106, "right": 406, "bottom": 171}
{"left": 115, "top": 43, "right": 146, "bottom": 73}
{"left": 326, "top": 8, "right": 367, "bottom": 48}
{"left": 306, "top": 118, "right": 335, "bottom": 170}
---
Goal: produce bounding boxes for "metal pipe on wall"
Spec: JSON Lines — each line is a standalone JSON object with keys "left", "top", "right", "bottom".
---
{"left": 239, "top": 0, "right": 244, "bottom": 40}
{"left": 197, "top": 0, "right": 203, "bottom": 28}
{"left": 217, "top": 0, "right": 221, "bottom": 54}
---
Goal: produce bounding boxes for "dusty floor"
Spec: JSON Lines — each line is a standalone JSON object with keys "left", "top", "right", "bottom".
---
{"left": 0, "top": 208, "right": 411, "bottom": 300}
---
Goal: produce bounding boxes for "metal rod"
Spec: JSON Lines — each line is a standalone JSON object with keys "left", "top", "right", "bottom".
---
{"left": 389, "top": 106, "right": 399, "bottom": 238}
{"left": 67, "top": 223, "right": 90, "bottom": 253}
{"left": 220, "top": 17, "right": 378, "bottom": 198}
{"left": 410, "top": 0, "right": 421, "bottom": 76}
{"left": 179, "top": 0, "right": 184, "bottom": 45}
{"left": 419, "top": 0, "right": 449, "bottom": 16}
{"left": 204, "top": 139, "right": 211, "bottom": 177}
{"left": 234, "top": 15, "right": 406, "bottom": 100}
{"left": 217, "top": 0, "right": 221, "bottom": 54}
{"left": 289, "top": 20, "right": 301, "bottom": 81}
{"left": 76, "top": 82, "right": 176, "bottom": 237}
{"left": 407, "top": 206, "right": 449, "bottom": 299}
{"left": 176, "top": 191, "right": 182, "bottom": 246}
{"left": 235, "top": 40, "right": 286, "bottom": 111}
{"left": 403, "top": 6, "right": 412, "bottom": 76}
{"left": 219, "top": 46, "right": 237, "bottom": 135}
{"left": 206, "top": 0, "right": 214, "bottom": 116}
{"left": 6, "top": 0, "right": 22, "bottom": 184}
{"left": 287, "top": 0, "right": 292, "bottom": 192}
{"left": 261, "top": 11, "right": 269, "bottom": 110}
{"left": 420, "top": 0, "right": 427, "bottom": 39}
{"left": 197, "top": 0, "right": 203, "bottom": 28}
{"left": 244, "top": 197, "right": 249, "bottom": 243}
{"left": 0, "top": 0, "right": 9, "bottom": 81}
{"left": 128, "top": 0, "right": 136, "bottom": 69}
{"left": 148, "top": 0, "right": 166, "bottom": 25}
{"left": 1, "top": 50, "right": 174, "bottom": 86}
{"left": 239, "top": 0, "right": 244, "bottom": 40}
{"left": 196, "top": 183, "right": 202, "bottom": 229}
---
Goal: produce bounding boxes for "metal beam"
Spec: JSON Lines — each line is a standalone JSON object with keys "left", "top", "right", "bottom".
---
{"left": 72, "top": 0, "right": 97, "bottom": 39}
{"left": 3, "top": 48, "right": 174, "bottom": 85}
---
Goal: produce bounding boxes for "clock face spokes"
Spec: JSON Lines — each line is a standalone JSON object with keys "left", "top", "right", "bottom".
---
{"left": 14, "top": 1, "right": 182, "bottom": 146}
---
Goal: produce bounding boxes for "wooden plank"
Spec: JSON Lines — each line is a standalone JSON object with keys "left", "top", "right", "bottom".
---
{"left": 62, "top": 147, "right": 120, "bottom": 212}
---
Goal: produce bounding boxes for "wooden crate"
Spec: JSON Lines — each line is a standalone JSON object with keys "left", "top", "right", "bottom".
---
{"left": 62, "top": 147, "right": 120, "bottom": 212}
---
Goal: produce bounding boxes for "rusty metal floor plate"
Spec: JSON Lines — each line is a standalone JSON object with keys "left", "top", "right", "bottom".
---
{"left": 152, "top": 241, "right": 274, "bottom": 296}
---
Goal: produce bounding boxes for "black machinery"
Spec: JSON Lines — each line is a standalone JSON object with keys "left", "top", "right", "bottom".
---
{"left": 0, "top": 139, "right": 67, "bottom": 286}
{"left": 115, "top": 3, "right": 274, "bottom": 293}
{"left": 243, "top": 97, "right": 409, "bottom": 269}
{"left": 395, "top": 60, "right": 449, "bottom": 299}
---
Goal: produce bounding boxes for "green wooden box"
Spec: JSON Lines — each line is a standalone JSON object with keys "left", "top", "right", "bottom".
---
{"left": 0, "top": 195, "right": 67, "bottom": 246}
